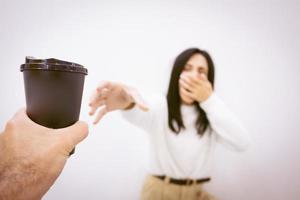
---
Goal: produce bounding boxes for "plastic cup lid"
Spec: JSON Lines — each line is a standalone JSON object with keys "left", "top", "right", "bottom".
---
{"left": 20, "top": 56, "right": 88, "bottom": 75}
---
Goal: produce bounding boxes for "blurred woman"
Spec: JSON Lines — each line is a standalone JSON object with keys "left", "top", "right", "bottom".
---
{"left": 89, "top": 48, "right": 250, "bottom": 200}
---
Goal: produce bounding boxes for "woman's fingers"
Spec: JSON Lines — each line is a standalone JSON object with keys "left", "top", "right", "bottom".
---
{"left": 194, "top": 73, "right": 209, "bottom": 85}
{"left": 89, "top": 81, "right": 111, "bottom": 107}
{"left": 89, "top": 81, "right": 112, "bottom": 121}
{"left": 89, "top": 99, "right": 105, "bottom": 116}
{"left": 181, "top": 74, "right": 210, "bottom": 90}
{"left": 179, "top": 78, "right": 194, "bottom": 92}
{"left": 99, "top": 88, "right": 110, "bottom": 99}
{"left": 124, "top": 86, "right": 149, "bottom": 111}
{"left": 89, "top": 89, "right": 99, "bottom": 106}
{"left": 180, "top": 75, "right": 197, "bottom": 89}
{"left": 129, "top": 90, "right": 149, "bottom": 111}
{"left": 93, "top": 105, "right": 108, "bottom": 124}
{"left": 89, "top": 88, "right": 109, "bottom": 108}
{"left": 96, "top": 81, "right": 111, "bottom": 93}
{"left": 89, "top": 82, "right": 106, "bottom": 104}
{"left": 197, "top": 74, "right": 213, "bottom": 90}
{"left": 190, "top": 75, "right": 204, "bottom": 85}
{"left": 180, "top": 86, "right": 195, "bottom": 100}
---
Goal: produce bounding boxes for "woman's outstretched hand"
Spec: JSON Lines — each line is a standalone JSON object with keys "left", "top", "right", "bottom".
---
{"left": 89, "top": 81, "right": 149, "bottom": 124}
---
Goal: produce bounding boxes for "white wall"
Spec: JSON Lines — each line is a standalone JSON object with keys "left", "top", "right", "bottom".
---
{"left": 1, "top": 0, "right": 300, "bottom": 199}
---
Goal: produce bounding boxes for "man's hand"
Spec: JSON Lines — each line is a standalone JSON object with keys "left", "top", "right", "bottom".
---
{"left": 179, "top": 73, "right": 213, "bottom": 103}
{"left": 0, "top": 109, "right": 88, "bottom": 200}
{"left": 89, "top": 81, "right": 149, "bottom": 124}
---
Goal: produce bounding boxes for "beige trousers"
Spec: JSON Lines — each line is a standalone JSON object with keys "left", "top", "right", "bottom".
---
{"left": 141, "top": 175, "right": 216, "bottom": 200}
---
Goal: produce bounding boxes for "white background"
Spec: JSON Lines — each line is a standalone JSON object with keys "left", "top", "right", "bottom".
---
{"left": 0, "top": 0, "right": 300, "bottom": 199}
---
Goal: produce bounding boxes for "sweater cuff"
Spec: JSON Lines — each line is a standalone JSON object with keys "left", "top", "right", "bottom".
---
{"left": 120, "top": 104, "right": 139, "bottom": 117}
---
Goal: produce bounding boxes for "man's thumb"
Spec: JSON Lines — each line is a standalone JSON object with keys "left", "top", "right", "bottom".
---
{"left": 56, "top": 121, "right": 89, "bottom": 147}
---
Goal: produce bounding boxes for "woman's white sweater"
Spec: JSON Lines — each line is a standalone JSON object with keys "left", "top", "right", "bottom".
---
{"left": 121, "top": 92, "right": 250, "bottom": 179}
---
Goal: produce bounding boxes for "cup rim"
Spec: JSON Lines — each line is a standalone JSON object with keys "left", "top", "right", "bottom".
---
{"left": 20, "top": 63, "right": 88, "bottom": 75}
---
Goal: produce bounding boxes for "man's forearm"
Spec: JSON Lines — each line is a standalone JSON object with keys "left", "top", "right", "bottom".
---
{"left": 0, "top": 161, "right": 49, "bottom": 200}
{"left": 0, "top": 110, "right": 88, "bottom": 200}
{"left": 0, "top": 167, "right": 30, "bottom": 200}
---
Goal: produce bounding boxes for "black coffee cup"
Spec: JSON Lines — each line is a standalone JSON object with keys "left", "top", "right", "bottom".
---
{"left": 20, "top": 57, "right": 88, "bottom": 155}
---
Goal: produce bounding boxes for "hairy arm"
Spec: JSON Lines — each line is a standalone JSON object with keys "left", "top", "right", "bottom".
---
{"left": 0, "top": 160, "right": 47, "bottom": 200}
{"left": 0, "top": 109, "right": 88, "bottom": 200}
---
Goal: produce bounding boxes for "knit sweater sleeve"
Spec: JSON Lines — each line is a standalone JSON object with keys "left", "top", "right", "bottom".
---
{"left": 120, "top": 94, "right": 164, "bottom": 133}
{"left": 200, "top": 93, "right": 251, "bottom": 151}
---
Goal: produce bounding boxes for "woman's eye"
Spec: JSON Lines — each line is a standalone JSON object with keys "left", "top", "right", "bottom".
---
{"left": 198, "top": 68, "right": 206, "bottom": 74}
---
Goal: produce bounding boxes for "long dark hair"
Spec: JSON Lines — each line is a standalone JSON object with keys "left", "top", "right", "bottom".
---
{"left": 166, "top": 48, "right": 215, "bottom": 136}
